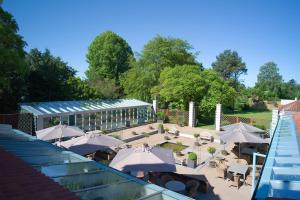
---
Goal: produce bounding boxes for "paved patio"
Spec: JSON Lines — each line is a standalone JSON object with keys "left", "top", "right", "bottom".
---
{"left": 109, "top": 123, "right": 253, "bottom": 200}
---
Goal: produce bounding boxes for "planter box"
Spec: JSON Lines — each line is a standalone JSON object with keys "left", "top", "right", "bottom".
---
{"left": 158, "top": 127, "right": 165, "bottom": 134}
{"left": 187, "top": 159, "right": 197, "bottom": 168}
{"left": 157, "top": 120, "right": 164, "bottom": 124}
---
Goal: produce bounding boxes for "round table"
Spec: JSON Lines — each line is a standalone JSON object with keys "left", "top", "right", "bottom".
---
{"left": 165, "top": 180, "right": 186, "bottom": 192}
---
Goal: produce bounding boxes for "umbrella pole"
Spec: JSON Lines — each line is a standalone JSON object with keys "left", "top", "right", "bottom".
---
{"left": 238, "top": 143, "right": 241, "bottom": 161}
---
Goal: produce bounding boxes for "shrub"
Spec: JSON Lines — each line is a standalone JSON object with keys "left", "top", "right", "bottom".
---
{"left": 165, "top": 128, "right": 169, "bottom": 132}
{"left": 143, "top": 132, "right": 150, "bottom": 138}
{"left": 188, "top": 152, "right": 197, "bottom": 161}
{"left": 254, "top": 124, "right": 266, "bottom": 130}
{"left": 102, "top": 129, "right": 108, "bottom": 134}
{"left": 193, "top": 133, "right": 200, "bottom": 139}
{"left": 112, "top": 134, "right": 120, "bottom": 139}
{"left": 176, "top": 141, "right": 183, "bottom": 146}
{"left": 158, "top": 123, "right": 164, "bottom": 129}
{"left": 156, "top": 112, "right": 165, "bottom": 120}
{"left": 207, "top": 146, "right": 216, "bottom": 157}
{"left": 131, "top": 131, "right": 138, "bottom": 135}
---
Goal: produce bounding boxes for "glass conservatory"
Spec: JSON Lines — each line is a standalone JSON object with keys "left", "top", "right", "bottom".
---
{"left": 20, "top": 99, "right": 154, "bottom": 131}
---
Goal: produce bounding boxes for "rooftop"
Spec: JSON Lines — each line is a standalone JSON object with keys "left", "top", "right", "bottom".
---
{"left": 20, "top": 99, "right": 152, "bottom": 117}
{"left": 254, "top": 112, "right": 300, "bottom": 199}
{"left": 0, "top": 125, "right": 192, "bottom": 200}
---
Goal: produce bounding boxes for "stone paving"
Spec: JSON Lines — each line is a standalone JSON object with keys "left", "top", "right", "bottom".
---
{"left": 109, "top": 123, "right": 252, "bottom": 200}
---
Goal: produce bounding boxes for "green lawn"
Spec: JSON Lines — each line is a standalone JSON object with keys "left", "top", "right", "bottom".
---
{"left": 197, "top": 124, "right": 215, "bottom": 130}
{"left": 197, "top": 110, "right": 272, "bottom": 130}
{"left": 226, "top": 110, "right": 272, "bottom": 120}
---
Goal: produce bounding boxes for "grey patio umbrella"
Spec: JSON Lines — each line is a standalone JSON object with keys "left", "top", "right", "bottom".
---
{"left": 109, "top": 146, "right": 176, "bottom": 172}
{"left": 219, "top": 122, "right": 268, "bottom": 158}
{"left": 221, "top": 122, "right": 265, "bottom": 133}
{"left": 60, "top": 133, "right": 125, "bottom": 155}
{"left": 36, "top": 125, "right": 85, "bottom": 141}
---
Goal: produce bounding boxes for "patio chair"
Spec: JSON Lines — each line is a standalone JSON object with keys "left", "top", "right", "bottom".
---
{"left": 186, "top": 180, "right": 200, "bottom": 198}
{"left": 161, "top": 174, "right": 174, "bottom": 186}
{"left": 169, "top": 127, "right": 179, "bottom": 135}
{"left": 230, "top": 174, "right": 241, "bottom": 189}
{"left": 216, "top": 164, "right": 227, "bottom": 179}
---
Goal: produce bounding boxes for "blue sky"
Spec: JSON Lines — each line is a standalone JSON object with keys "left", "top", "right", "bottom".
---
{"left": 3, "top": 0, "right": 300, "bottom": 86}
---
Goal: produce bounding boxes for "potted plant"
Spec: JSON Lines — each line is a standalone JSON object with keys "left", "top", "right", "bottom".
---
{"left": 131, "top": 131, "right": 138, "bottom": 135}
{"left": 194, "top": 133, "right": 200, "bottom": 146}
{"left": 158, "top": 123, "right": 164, "bottom": 134}
{"left": 156, "top": 111, "right": 165, "bottom": 123}
{"left": 164, "top": 127, "right": 169, "bottom": 133}
{"left": 207, "top": 146, "right": 217, "bottom": 168}
{"left": 187, "top": 152, "right": 197, "bottom": 168}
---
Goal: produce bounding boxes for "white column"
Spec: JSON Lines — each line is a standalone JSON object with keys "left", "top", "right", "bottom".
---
{"left": 88, "top": 113, "right": 91, "bottom": 131}
{"left": 110, "top": 111, "right": 113, "bottom": 130}
{"left": 188, "top": 101, "right": 195, "bottom": 127}
{"left": 105, "top": 110, "right": 108, "bottom": 130}
{"left": 215, "top": 104, "right": 222, "bottom": 131}
{"left": 153, "top": 100, "right": 157, "bottom": 113}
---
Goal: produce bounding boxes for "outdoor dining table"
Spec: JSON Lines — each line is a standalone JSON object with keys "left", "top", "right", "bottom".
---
{"left": 165, "top": 180, "right": 186, "bottom": 193}
{"left": 227, "top": 163, "right": 249, "bottom": 184}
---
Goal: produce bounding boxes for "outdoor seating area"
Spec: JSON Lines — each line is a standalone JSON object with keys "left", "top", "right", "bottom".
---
{"left": 28, "top": 120, "right": 269, "bottom": 200}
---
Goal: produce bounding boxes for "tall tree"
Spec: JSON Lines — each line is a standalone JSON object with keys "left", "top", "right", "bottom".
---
{"left": 66, "top": 77, "right": 101, "bottom": 100}
{"left": 121, "top": 35, "right": 202, "bottom": 101}
{"left": 26, "top": 48, "right": 76, "bottom": 102}
{"left": 157, "top": 65, "right": 205, "bottom": 109}
{"left": 280, "top": 79, "right": 300, "bottom": 99}
{"left": 157, "top": 66, "right": 235, "bottom": 115}
{"left": 255, "top": 62, "right": 282, "bottom": 100}
{"left": 0, "top": 7, "right": 27, "bottom": 113}
{"left": 212, "top": 49, "right": 247, "bottom": 89}
{"left": 86, "top": 31, "right": 133, "bottom": 82}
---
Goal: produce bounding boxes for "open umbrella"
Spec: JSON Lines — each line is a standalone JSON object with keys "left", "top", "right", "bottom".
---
{"left": 109, "top": 146, "right": 176, "bottom": 172}
{"left": 36, "top": 125, "right": 85, "bottom": 141}
{"left": 221, "top": 122, "right": 265, "bottom": 133}
{"left": 219, "top": 122, "right": 268, "bottom": 159}
{"left": 60, "top": 133, "right": 124, "bottom": 155}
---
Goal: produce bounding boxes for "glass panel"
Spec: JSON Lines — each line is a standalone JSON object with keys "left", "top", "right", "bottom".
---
{"left": 76, "top": 181, "right": 157, "bottom": 200}
{"left": 90, "top": 113, "right": 96, "bottom": 130}
{"left": 61, "top": 115, "right": 69, "bottom": 125}
{"left": 95, "top": 112, "right": 101, "bottom": 130}
{"left": 34, "top": 162, "right": 103, "bottom": 177}
{"left": 112, "top": 110, "right": 116, "bottom": 129}
{"left": 76, "top": 114, "right": 83, "bottom": 129}
{"left": 83, "top": 114, "right": 90, "bottom": 131}
{"left": 19, "top": 153, "right": 82, "bottom": 166}
{"left": 54, "top": 170, "right": 128, "bottom": 191}
{"left": 43, "top": 117, "right": 51, "bottom": 128}
{"left": 69, "top": 115, "right": 75, "bottom": 126}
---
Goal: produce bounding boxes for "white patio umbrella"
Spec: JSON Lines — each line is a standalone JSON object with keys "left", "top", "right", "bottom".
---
{"left": 109, "top": 146, "right": 176, "bottom": 172}
{"left": 59, "top": 133, "right": 125, "bottom": 155}
{"left": 219, "top": 122, "right": 268, "bottom": 159}
{"left": 36, "top": 124, "right": 85, "bottom": 141}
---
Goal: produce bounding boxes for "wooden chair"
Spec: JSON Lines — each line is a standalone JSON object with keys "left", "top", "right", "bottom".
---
{"left": 230, "top": 174, "right": 241, "bottom": 189}
{"left": 186, "top": 180, "right": 200, "bottom": 198}
{"left": 161, "top": 174, "right": 174, "bottom": 186}
{"left": 216, "top": 165, "right": 227, "bottom": 179}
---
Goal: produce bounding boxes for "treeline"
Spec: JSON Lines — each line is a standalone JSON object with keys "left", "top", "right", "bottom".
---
{"left": 1, "top": 7, "right": 299, "bottom": 118}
